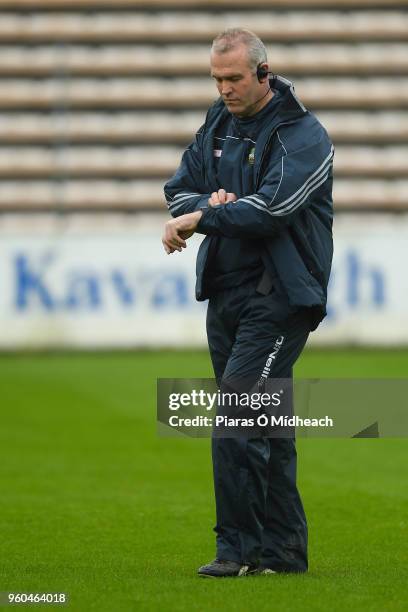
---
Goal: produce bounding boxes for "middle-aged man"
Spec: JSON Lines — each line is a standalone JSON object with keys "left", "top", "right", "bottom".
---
{"left": 162, "top": 28, "right": 334, "bottom": 578}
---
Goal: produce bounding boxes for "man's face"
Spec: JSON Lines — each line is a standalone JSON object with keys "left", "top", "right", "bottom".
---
{"left": 210, "top": 44, "right": 264, "bottom": 117}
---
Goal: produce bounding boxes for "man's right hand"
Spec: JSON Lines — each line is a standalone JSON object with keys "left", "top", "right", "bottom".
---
{"left": 208, "top": 189, "right": 237, "bottom": 207}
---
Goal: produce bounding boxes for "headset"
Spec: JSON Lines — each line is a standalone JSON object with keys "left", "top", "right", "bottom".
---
{"left": 256, "top": 63, "right": 270, "bottom": 82}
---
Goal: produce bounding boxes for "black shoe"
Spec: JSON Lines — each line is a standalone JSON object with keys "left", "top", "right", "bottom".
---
{"left": 197, "top": 558, "right": 257, "bottom": 578}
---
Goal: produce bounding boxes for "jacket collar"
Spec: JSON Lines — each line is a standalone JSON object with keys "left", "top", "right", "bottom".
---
{"left": 269, "top": 75, "right": 307, "bottom": 121}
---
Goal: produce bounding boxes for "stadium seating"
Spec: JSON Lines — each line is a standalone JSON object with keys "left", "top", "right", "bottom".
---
{"left": 0, "top": 44, "right": 407, "bottom": 76}
{"left": 1, "top": 178, "right": 407, "bottom": 211}
{"left": 1, "top": 111, "right": 407, "bottom": 144}
{"left": 0, "top": 145, "right": 406, "bottom": 179}
{"left": 0, "top": 77, "right": 406, "bottom": 109}
{"left": 0, "top": 11, "right": 407, "bottom": 42}
{"left": 0, "top": 0, "right": 406, "bottom": 212}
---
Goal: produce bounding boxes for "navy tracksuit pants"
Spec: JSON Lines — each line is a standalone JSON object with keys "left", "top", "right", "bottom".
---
{"left": 206, "top": 276, "right": 311, "bottom": 571}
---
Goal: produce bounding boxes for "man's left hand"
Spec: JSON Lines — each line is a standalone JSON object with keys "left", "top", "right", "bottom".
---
{"left": 209, "top": 189, "right": 237, "bottom": 206}
{"left": 162, "top": 210, "right": 203, "bottom": 254}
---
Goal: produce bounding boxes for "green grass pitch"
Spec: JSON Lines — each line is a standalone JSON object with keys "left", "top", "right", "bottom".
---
{"left": 0, "top": 349, "right": 407, "bottom": 611}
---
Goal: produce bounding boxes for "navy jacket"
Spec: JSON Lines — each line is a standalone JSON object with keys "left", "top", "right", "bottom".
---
{"left": 164, "top": 76, "right": 334, "bottom": 330}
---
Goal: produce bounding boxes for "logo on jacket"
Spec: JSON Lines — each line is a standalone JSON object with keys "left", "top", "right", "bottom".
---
{"left": 248, "top": 147, "right": 255, "bottom": 165}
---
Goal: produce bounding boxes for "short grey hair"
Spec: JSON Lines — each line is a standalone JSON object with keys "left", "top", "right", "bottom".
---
{"left": 211, "top": 28, "right": 268, "bottom": 72}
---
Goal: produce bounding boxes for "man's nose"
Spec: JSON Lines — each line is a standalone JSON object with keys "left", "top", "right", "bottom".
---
{"left": 220, "top": 81, "right": 233, "bottom": 96}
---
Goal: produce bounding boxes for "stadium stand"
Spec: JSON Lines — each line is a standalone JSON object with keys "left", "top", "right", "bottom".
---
{"left": 1, "top": 44, "right": 407, "bottom": 76}
{"left": 0, "top": 0, "right": 406, "bottom": 212}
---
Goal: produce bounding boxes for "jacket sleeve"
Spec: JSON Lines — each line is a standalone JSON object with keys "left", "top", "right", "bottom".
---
{"left": 164, "top": 125, "right": 212, "bottom": 218}
{"left": 196, "top": 132, "right": 334, "bottom": 239}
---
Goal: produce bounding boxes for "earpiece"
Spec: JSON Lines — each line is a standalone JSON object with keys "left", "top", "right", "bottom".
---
{"left": 256, "top": 63, "right": 269, "bottom": 82}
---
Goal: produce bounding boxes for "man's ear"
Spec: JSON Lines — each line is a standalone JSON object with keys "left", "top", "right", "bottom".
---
{"left": 256, "top": 63, "right": 269, "bottom": 82}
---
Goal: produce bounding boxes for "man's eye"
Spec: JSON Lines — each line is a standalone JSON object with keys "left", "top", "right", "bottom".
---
{"left": 212, "top": 77, "right": 240, "bottom": 83}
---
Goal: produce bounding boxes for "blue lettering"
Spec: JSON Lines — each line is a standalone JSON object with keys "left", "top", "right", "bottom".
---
{"left": 347, "top": 251, "right": 385, "bottom": 308}
{"left": 152, "top": 275, "right": 189, "bottom": 308}
{"left": 111, "top": 270, "right": 135, "bottom": 306}
{"left": 15, "top": 253, "right": 55, "bottom": 311}
{"left": 65, "top": 274, "right": 101, "bottom": 310}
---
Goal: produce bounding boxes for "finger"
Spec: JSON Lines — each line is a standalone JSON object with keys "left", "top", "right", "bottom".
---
{"left": 164, "top": 226, "right": 186, "bottom": 247}
{"left": 163, "top": 232, "right": 181, "bottom": 252}
{"left": 170, "top": 236, "right": 187, "bottom": 251}
{"left": 168, "top": 241, "right": 182, "bottom": 252}
{"left": 169, "top": 233, "right": 186, "bottom": 248}
{"left": 218, "top": 188, "right": 226, "bottom": 204}
{"left": 226, "top": 192, "right": 237, "bottom": 202}
{"left": 162, "top": 239, "right": 175, "bottom": 254}
{"left": 166, "top": 241, "right": 182, "bottom": 253}
{"left": 210, "top": 191, "right": 220, "bottom": 204}
{"left": 173, "top": 239, "right": 186, "bottom": 249}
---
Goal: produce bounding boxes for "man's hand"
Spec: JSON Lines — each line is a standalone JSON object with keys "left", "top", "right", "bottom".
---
{"left": 209, "top": 189, "right": 237, "bottom": 206}
{"left": 162, "top": 210, "right": 203, "bottom": 254}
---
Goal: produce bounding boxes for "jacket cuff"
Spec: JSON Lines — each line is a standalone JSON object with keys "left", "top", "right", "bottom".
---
{"left": 196, "top": 205, "right": 222, "bottom": 235}
{"left": 193, "top": 195, "right": 211, "bottom": 211}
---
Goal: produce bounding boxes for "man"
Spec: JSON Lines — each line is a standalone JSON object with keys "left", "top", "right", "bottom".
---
{"left": 162, "top": 28, "right": 334, "bottom": 578}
